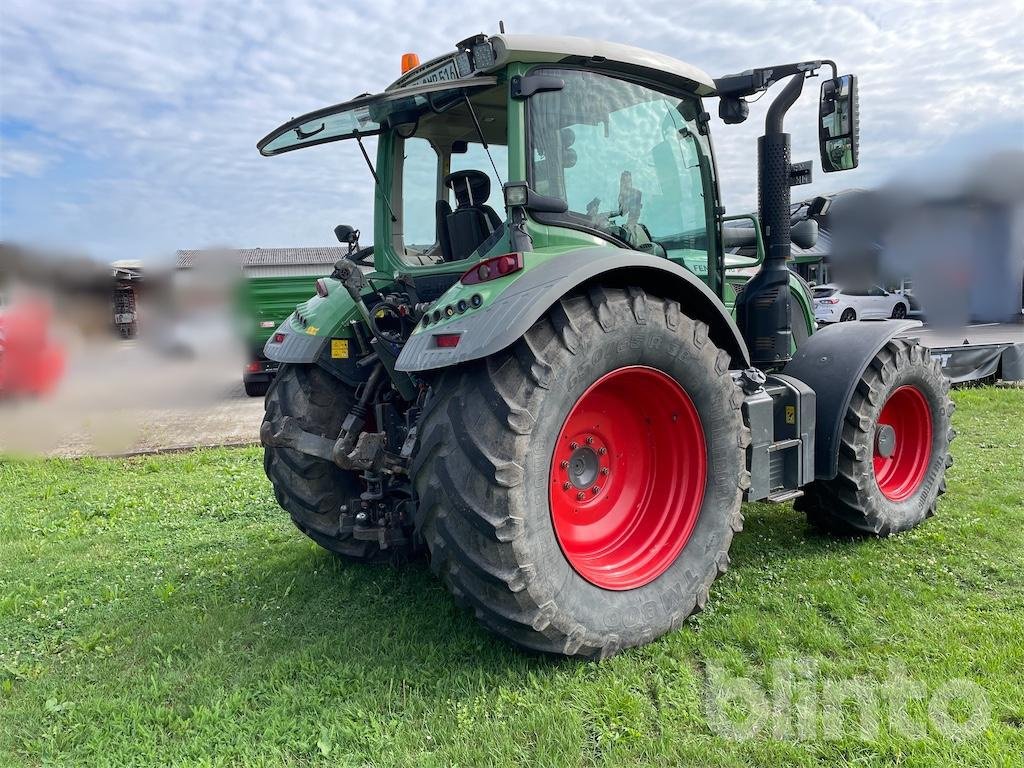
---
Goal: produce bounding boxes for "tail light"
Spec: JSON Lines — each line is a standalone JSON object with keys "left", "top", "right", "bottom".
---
{"left": 818, "top": 297, "right": 839, "bottom": 305}
{"left": 246, "top": 361, "right": 262, "bottom": 373}
{"left": 434, "top": 333, "right": 461, "bottom": 348}
{"left": 272, "top": 332, "right": 287, "bottom": 344}
{"left": 460, "top": 253, "right": 524, "bottom": 286}
{"left": 315, "top": 279, "right": 329, "bottom": 298}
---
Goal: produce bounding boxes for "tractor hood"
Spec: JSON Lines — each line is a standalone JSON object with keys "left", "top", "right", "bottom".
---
{"left": 257, "top": 76, "right": 496, "bottom": 156}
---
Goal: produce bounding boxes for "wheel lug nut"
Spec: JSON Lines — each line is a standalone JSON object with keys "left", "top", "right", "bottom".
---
{"left": 562, "top": 482, "right": 571, "bottom": 490}
{"left": 601, "top": 467, "right": 609, "bottom": 475}
{"left": 586, "top": 436, "right": 594, "bottom": 445}
{"left": 576, "top": 491, "right": 585, "bottom": 500}
{"left": 598, "top": 447, "right": 607, "bottom": 455}
{"left": 592, "top": 485, "right": 600, "bottom": 494}
{"left": 569, "top": 441, "right": 578, "bottom": 450}
{"left": 560, "top": 460, "right": 569, "bottom": 469}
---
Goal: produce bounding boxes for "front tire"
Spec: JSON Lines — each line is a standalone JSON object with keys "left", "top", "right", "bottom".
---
{"left": 796, "top": 339, "right": 954, "bottom": 535}
{"left": 412, "top": 287, "right": 749, "bottom": 658}
{"left": 263, "top": 364, "right": 393, "bottom": 562}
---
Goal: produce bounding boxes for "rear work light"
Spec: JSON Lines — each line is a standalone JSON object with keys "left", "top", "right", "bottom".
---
{"left": 434, "top": 333, "right": 461, "bottom": 348}
{"left": 460, "top": 253, "right": 524, "bottom": 286}
{"left": 315, "top": 279, "right": 329, "bottom": 298}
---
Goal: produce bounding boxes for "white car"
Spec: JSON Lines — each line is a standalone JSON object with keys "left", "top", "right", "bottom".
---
{"left": 813, "top": 284, "right": 910, "bottom": 323}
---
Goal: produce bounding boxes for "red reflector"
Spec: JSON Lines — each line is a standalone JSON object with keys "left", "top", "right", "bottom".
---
{"left": 434, "top": 333, "right": 461, "bottom": 348}
{"left": 460, "top": 253, "right": 524, "bottom": 285}
{"left": 315, "top": 279, "right": 329, "bottom": 298}
{"left": 246, "top": 361, "right": 262, "bottom": 373}
{"left": 272, "top": 333, "right": 287, "bottom": 344}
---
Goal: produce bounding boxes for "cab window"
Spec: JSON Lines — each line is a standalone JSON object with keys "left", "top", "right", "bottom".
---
{"left": 401, "top": 137, "right": 441, "bottom": 259}
{"left": 393, "top": 84, "right": 508, "bottom": 267}
{"left": 528, "top": 68, "right": 716, "bottom": 280}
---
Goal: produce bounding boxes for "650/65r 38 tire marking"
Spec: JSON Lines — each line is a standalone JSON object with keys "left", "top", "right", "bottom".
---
{"left": 549, "top": 366, "right": 706, "bottom": 591}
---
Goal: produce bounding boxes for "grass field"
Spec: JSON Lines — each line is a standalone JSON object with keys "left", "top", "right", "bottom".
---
{"left": 1, "top": 387, "right": 1022, "bottom": 767}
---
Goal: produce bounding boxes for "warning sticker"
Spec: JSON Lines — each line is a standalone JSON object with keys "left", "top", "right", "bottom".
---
{"left": 331, "top": 339, "right": 350, "bottom": 359}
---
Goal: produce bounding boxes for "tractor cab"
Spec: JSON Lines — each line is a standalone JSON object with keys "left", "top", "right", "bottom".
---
{"left": 258, "top": 35, "right": 724, "bottom": 291}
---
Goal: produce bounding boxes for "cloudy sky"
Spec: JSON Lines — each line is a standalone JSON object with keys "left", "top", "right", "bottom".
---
{"left": 1, "top": 0, "right": 1021, "bottom": 264}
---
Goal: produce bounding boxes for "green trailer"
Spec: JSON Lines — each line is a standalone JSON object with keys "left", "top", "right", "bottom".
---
{"left": 178, "top": 248, "right": 345, "bottom": 397}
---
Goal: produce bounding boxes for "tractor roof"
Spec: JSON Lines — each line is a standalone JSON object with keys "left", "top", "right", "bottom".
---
{"left": 392, "top": 34, "right": 716, "bottom": 97}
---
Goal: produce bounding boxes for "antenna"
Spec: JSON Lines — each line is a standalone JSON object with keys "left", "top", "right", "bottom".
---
{"left": 499, "top": 20, "right": 506, "bottom": 33}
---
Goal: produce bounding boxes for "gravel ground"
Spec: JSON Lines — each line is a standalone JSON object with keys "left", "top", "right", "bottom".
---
{"left": 1, "top": 338, "right": 268, "bottom": 458}
{"left": 61, "top": 382, "right": 266, "bottom": 457}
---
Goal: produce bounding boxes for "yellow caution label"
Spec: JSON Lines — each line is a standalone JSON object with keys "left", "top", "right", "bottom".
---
{"left": 305, "top": 325, "right": 319, "bottom": 336}
{"left": 331, "top": 339, "right": 350, "bottom": 359}
{"left": 785, "top": 405, "right": 796, "bottom": 425}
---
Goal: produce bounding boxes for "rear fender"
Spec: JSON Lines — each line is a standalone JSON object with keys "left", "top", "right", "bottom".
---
{"left": 783, "top": 319, "right": 921, "bottom": 480}
{"left": 263, "top": 279, "right": 366, "bottom": 364}
{"left": 395, "top": 247, "right": 750, "bottom": 373}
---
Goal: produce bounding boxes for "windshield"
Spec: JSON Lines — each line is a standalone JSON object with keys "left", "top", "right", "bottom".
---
{"left": 258, "top": 78, "right": 497, "bottom": 156}
{"left": 528, "top": 68, "right": 716, "bottom": 278}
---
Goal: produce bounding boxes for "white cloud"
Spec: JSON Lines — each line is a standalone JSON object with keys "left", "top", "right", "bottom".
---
{"left": 0, "top": 148, "right": 54, "bottom": 177}
{"left": 0, "top": 0, "right": 1021, "bottom": 261}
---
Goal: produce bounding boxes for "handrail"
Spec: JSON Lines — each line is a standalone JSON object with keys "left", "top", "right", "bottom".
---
{"left": 722, "top": 213, "right": 765, "bottom": 270}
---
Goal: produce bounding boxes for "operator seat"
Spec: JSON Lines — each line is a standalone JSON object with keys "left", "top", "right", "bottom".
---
{"left": 436, "top": 170, "right": 502, "bottom": 262}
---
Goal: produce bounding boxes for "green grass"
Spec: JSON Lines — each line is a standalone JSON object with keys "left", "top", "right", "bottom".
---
{"left": 1, "top": 388, "right": 1022, "bottom": 767}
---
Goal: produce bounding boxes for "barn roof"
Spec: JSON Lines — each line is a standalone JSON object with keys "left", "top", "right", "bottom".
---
{"left": 175, "top": 247, "right": 348, "bottom": 270}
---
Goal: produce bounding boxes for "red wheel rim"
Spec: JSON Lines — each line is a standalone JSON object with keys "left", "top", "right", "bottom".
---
{"left": 873, "top": 385, "right": 933, "bottom": 501}
{"left": 549, "top": 366, "right": 706, "bottom": 590}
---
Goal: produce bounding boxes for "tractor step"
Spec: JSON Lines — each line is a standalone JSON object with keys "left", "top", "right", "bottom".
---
{"left": 767, "top": 489, "right": 804, "bottom": 503}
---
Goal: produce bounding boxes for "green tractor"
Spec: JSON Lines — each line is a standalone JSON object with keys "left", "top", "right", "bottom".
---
{"left": 258, "top": 35, "right": 953, "bottom": 658}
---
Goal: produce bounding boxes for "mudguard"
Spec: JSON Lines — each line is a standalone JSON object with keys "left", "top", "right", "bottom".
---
{"left": 396, "top": 246, "right": 750, "bottom": 372}
{"left": 783, "top": 319, "right": 921, "bottom": 480}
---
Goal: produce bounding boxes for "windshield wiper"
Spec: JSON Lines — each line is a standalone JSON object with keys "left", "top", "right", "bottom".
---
{"left": 354, "top": 131, "right": 397, "bottom": 223}
{"left": 463, "top": 93, "right": 502, "bottom": 186}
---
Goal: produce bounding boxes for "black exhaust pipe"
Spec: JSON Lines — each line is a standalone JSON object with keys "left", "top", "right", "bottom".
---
{"left": 735, "top": 73, "right": 805, "bottom": 367}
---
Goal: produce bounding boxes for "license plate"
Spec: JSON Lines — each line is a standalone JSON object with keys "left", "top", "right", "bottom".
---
{"left": 407, "top": 59, "right": 460, "bottom": 87}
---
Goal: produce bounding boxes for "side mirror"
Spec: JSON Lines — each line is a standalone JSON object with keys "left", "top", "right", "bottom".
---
{"left": 334, "top": 224, "right": 360, "bottom": 254}
{"left": 334, "top": 224, "right": 357, "bottom": 244}
{"left": 819, "top": 74, "right": 858, "bottom": 172}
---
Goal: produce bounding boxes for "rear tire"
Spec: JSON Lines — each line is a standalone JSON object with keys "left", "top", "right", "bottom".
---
{"left": 412, "top": 287, "right": 749, "bottom": 658}
{"left": 796, "top": 339, "right": 954, "bottom": 536}
{"left": 840, "top": 308, "right": 857, "bottom": 322}
{"left": 891, "top": 303, "right": 907, "bottom": 319}
{"left": 263, "top": 364, "right": 393, "bottom": 562}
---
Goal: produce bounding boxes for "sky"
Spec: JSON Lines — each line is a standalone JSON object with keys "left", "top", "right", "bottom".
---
{"left": 1, "top": 0, "right": 1021, "bottom": 264}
